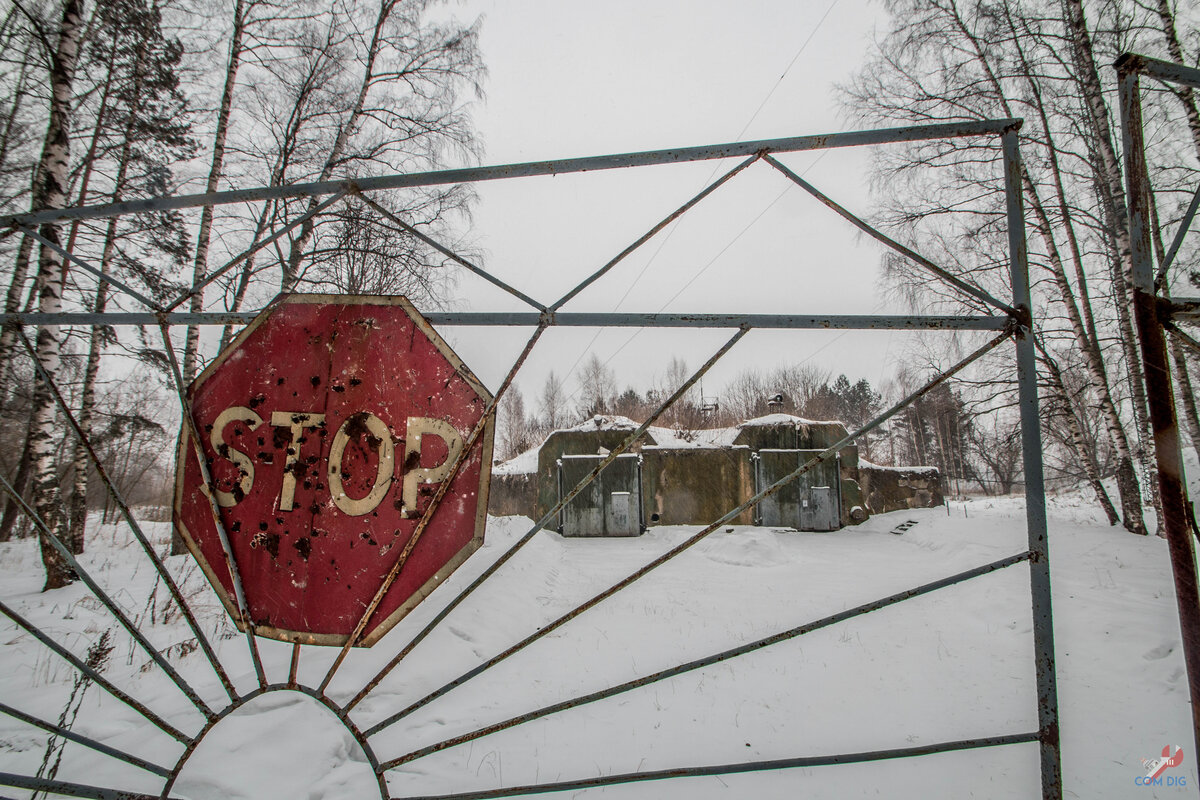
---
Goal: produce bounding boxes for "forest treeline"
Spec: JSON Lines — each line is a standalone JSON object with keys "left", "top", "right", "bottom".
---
{"left": 497, "top": 356, "right": 1021, "bottom": 497}
{"left": 1, "top": 0, "right": 1200, "bottom": 590}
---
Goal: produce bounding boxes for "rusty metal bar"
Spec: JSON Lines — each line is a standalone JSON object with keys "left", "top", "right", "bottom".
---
{"left": 288, "top": 643, "right": 301, "bottom": 688}
{"left": 1118, "top": 61, "right": 1200, "bottom": 757}
{"left": 0, "top": 700, "right": 171, "bottom": 777}
{"left": 343, "top": 327, "right": 749, "bottom": 713}
{"left": 164, "top": 191, "right": 349, "bottom": 313}
{"left": 15, "top": 329, "right": 238, "bottom": 702}
{"left": 17, "top": 224, "right": 161, "bottom": 310}
{"left": 383, "top": 551, "right": 1031, "bottom": 769}
{"left": 1116, "top": 52, "right": 1200, "bottom": 90}
{"left": 156, "top": 321, "right": 267, "bottom": 689}
{"left": 0, "top": 773, "right": 169, "bottom": 800}
{"left": 0, "top": 120, "right": 1021, "bottom": 229}
{"left": 0, "top": 599, "right": 191, "bottom": 744}
{"left": 1001, "top": 129, "right": 1061, "bottom": 799}
{"left": 0, "top": 310, "right": 1010, "bottom": 330}
{"left": 1156, "top": 181, "right": 1200, "bottom": 291}
{"left": 363, "top": 328, "right": 1011, "bottom": 736}
{"left": 387, "top": 733, "right": 1040, "bottom": 800}
{"left": 319, "top": 323, "right": 549, "bottom": 693}
{"left": 762, "top": 155, "right": 1018, "bottom": 317}
{"left": 548, "top": 154, "right": 760, "bottom": 311}
{"left": 355, "top": 193, "right": 547, "bottom": 312}
{"left": 0, "top": 470, "right": 216, "bottom": 721}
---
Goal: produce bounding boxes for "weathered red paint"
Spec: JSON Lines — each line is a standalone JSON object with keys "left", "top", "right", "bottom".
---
{"left": 174, "top": 295, "right": 493, "bottom": 646}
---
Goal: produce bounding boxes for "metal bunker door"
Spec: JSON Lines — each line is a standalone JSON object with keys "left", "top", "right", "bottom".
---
{"left": 752, "top": 449, "right": 841, "bottom": 531}
{"left": 557, "top": 453, "right": 645, "bottom": 537}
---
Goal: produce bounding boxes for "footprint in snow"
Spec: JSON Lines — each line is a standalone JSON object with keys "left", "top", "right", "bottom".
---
{"left": 1143, "top": 643, "right": 1175, "bottom": 661}
{"left": 447, "top": 625, "right": 476, "bottom": 643}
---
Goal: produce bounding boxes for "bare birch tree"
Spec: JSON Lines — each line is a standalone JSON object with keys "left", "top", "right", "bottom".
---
{"left": 20, "top": 0, "right": 85, "bottom": 588}
{"left": 841, "top": 0, "right": 1184, "bottom": 531}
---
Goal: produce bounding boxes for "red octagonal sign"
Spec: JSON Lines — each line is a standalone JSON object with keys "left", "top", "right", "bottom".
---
{"left": 174, "top": 295, "right": 493, "bottom": 646}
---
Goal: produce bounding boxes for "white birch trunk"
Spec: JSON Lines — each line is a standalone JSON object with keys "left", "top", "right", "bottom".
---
{"left": 1061, "top": 0, "right": 1159, "bottom": 532}
{"left": 30, "top": 0, "right": 85, "bottom": 589}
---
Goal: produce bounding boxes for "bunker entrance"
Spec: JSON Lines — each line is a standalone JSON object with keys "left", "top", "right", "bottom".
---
{"left": 753, "top": 450, "right": 841, "bottom": 531}
{"left": 557, "top": 453, "right": 645, "bottom": 537}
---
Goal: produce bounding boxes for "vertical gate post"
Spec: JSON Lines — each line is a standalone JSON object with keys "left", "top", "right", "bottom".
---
{"left": 1117, "top": 60, "right": 1200, "bottom": 754}
{"left": 1001, "top": 128, "right": 1063, "bottom": 799}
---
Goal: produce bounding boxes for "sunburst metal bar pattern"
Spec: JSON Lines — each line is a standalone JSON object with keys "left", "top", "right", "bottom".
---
{"left": 156, "top": 321, "right": 268, "bottom": 689}
{"left": 318, "top": 323, "right": 551, "bottom": 692}
{"left": 362, "top": 328, "right": 1013, "bottom": 738}
{"left": 343, "top": 326, "right": 751, "bottom": 713}
{"left": 0, "top": 117, "right": 1059, "bottom": 799}
{"left": 0, "top": 471, "right": 216, "bottom": 720}
{"left": 15, "top": 330, "right": 239, "bottom": 701}
{"left": 383, "top": 550, "right": 1032, "bottom": 769}
{"left": 388, "top": 733, "right": 1042, "bottom": 800}
{"left": 0, "top": 599, "right": 192, "bottom": 744}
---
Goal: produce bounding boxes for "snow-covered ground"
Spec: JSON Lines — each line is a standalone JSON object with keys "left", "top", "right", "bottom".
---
{"left": 0, "top": 488, "right": 1194, "bottom": 799}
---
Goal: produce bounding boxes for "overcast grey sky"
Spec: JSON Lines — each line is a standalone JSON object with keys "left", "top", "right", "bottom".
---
{"left": 430, "top": 0, "right": 934, "bottom": 407}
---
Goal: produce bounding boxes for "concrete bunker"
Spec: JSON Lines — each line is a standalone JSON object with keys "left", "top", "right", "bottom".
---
{"left": 489, "top": 413, "right": 943, "bottom": 536}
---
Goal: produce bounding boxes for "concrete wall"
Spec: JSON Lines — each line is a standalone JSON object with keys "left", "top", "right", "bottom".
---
{"left": 859, "top": 464, "right": 944, "bottom": 514}
{"left": 497, "top": 417, "right": 935, "bottom": 534}
{"left": 488, "top": 472, "right": 536, "bottom": 518}
{"left": 641, "top": 446, "right": 754, "bottom": 526}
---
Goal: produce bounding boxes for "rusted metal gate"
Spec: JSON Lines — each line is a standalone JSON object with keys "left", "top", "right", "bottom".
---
{"left": 0, "top": 118, "right": 1063, "bottom": 798}
{"left": 1116, "top": 52, "right": 1200, "bottom": 760}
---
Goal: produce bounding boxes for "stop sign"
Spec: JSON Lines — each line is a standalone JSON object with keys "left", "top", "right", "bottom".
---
{"left": 173, "top": 295, "right": 494, "bottom": 647}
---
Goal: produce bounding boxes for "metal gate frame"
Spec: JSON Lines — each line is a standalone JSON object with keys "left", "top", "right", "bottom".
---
{"left": 0, "top": 118, "right": 1062, "bottom": 798}
{"left": 1116, "top": 52, "right": 1200, "bottom": 760}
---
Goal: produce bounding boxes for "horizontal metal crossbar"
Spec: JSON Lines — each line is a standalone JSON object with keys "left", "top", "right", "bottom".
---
{"left": 0, "top": 311, "right": 1011, "bottom": 330}
{"left": 0, "top": 119, "right": 1020, "bottom": 229}
{"left": 389, "top": 733, "right": 1040, "bottom": 799}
